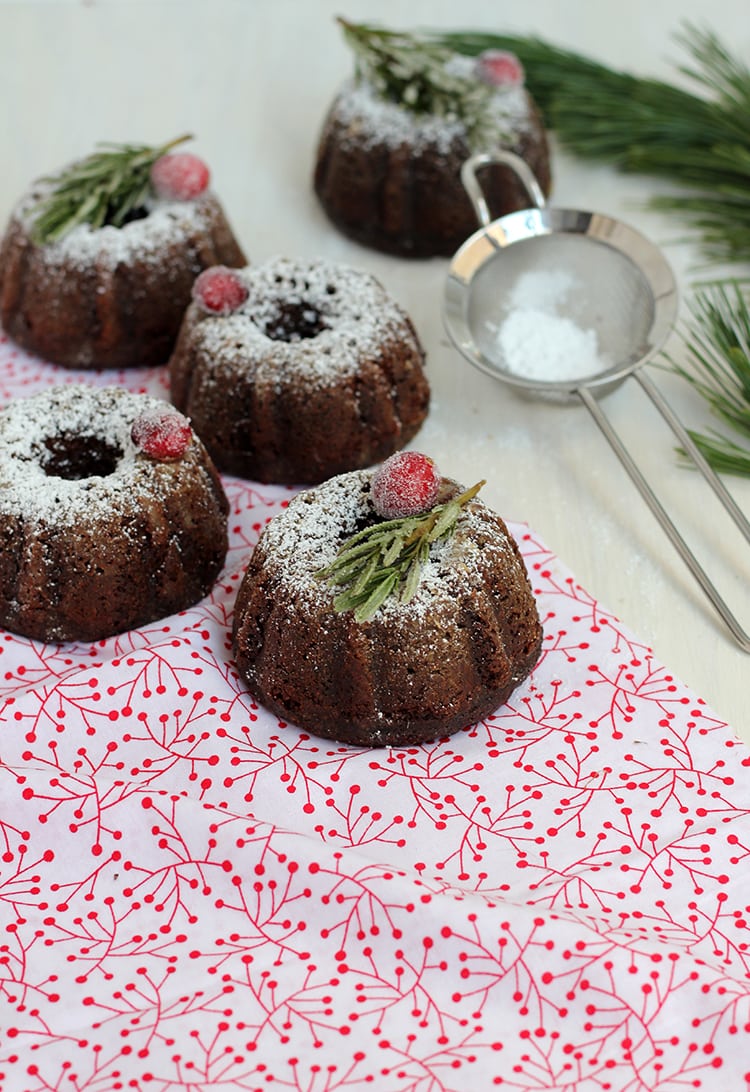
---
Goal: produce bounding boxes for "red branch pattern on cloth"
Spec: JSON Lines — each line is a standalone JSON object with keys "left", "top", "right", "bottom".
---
{"left": 0, "top": 334, "right": 749, "bottom": 1091}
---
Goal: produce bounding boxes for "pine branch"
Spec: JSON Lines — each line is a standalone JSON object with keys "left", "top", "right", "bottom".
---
{"left": 675, "top": 24, "right": 750, "bottom": 118}
{"left": 670, "top": 281, "right": 750, "bottom": 475}
{"left": 31, "top": 134, "right": 192, "bottom": 244}
{"left": 428, "top": 25, "right": 750, "bottom": 266}
{"left": 681, "top": 430, "right": 750, "bottom": 476}
{"left": 432, "top": 26, "right": 744, "bottom": 149}
{"left": 426, "top": 20, "right": 750, "bottom": 469}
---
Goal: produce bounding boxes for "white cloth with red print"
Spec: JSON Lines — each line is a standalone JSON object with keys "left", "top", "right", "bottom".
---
{"left": 1, "top": 335, "right": 748, "bottom": 1092}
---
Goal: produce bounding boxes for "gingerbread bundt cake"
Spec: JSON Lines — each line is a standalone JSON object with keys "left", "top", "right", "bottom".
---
{"left": 168, "top": 257, "right": 430, "bottom": 484}
{"left": 0, "top": 385, "right": 229, "bottom": 642}
{"left": 0, "top": 137, "right": 245, "bottom": 369}
{"left": 232, "top": 456, "right": 543, "bottom": 747}
{"left": 314, "top": 21, "right": 551, "bottom": 258}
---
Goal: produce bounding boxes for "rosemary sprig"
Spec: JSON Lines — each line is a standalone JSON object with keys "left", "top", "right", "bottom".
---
{"left": 670, "top": 281, "right": 750, "bottom": 475}
{"left": 337, "top": 19, "right": 506, "bottom": 145}
{"left": 315, "top": 480, "right": 485, "bottom": 622}
{"left": 31, "top": 133, "right": 192, "bottom": 244}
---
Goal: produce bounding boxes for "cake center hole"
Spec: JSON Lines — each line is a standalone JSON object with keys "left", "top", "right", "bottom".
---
{"left": 261, "top": 301, "right": 327, "bottom": 342}
{"left": 117, "top": 205, "right": 149, "bottom": 226}
{"left": 42, "top": 434, "right": 123, "bottom": 480}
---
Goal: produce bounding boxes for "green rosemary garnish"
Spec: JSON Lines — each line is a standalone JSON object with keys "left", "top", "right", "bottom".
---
{"left": 670, "top": 281, "right": 750, "bottom": 475}
{"left": 337, "top": 19, "right": 504, "bottom": 145}
{"left": 315, "top": 480, "right": 485, "bottom": 622}
{"left": 31, "top": 133, "right": 192, "bottom": 244}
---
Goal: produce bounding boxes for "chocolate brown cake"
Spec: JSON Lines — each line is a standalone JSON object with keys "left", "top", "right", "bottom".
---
{"left": 232, "top": 467, "right": 543, "bottom": 747}
{"left": 0, "top": 145, "right": 245, "bottom": 369}
{"left": 314, "top": 29, "right": 551, "bottom": 258}
{"left": 0, "top": 385, "right": 229, "bottom": 642}
{"left": 168, "top": 257, "right": 430, "bottom": 484}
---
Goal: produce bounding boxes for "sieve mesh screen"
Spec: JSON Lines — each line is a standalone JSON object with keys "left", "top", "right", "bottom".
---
{"left": 468, "top": 233, "right": 656, "bottom": 384}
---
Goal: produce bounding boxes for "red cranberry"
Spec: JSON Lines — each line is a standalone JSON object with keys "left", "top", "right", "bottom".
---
{"left": 131, "top": 409, "right": 192, "bottom": 461}
{"left": 150, "top": 152, "right": 210, "bottom": 200}
{"left": 476, "top": 50, "right": 525, "bottom": 88}
{"left": 192, "top": 266, "right": 248, "bottom": 315}
{"left": 371, "top": 452, "right": 441, "bottom": 520}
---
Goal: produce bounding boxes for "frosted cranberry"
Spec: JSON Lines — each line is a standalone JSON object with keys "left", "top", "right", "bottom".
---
{"left": 476, "top": 50, "right": 525, "bottom": 88}
{"left": 192, "top": 266, "right": 248, "bottom": 315}
{"left": 150, "top": 152, "right": 210, "bottom": 200}
{"left": 371, "top": 452, "right": 441, "bottom": 520}
{"left": 131, "top": 409, "right": 192, "bottom": 461}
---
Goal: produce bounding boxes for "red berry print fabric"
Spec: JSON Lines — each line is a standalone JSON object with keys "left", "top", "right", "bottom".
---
{"left": 1, "top": 333, "right": 749, "bottom": 1091}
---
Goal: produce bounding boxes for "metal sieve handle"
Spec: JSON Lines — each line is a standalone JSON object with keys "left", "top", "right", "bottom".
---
{"left": 577, "top": 382, "right": 750, "bottom": 652}
{"left": 461, "top": 152, "right": 547, "bottom": 227}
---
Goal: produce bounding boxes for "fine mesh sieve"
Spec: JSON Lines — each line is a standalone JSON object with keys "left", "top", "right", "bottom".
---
{"left": 443, "top": 152, "right": 750, "bottom": 650}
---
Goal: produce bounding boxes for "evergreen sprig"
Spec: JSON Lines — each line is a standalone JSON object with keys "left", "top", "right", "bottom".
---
{"left": 337, "top": 19, "right": 504, "bottom": 145}
{"left": 420, "top": 20, "right": 750, "bottom": 473}
{"left": 670, "top": 281, "right": 750, "bottom": 475}
{"left": 427, "top": 24, "right": 750, "bottom": 266}
{"left": 315, "top": 480, "right": 485, "bottom": 622}
{"left": 31, "top": 133, "right": 192, "bottom": 244}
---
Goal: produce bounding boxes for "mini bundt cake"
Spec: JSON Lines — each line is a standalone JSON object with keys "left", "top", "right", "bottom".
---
{"left": 232, "top": 455, "right": 543, "bottom": 747}
{"left": 168, "top": 257, "right": 430, "bottom": 484}
{"left": 314, "top": 21, "right": 551, "bottom": 258}
{"left": 0, "top": 384, "right": 229, "bottom": 642}
{"left": 0, "top": 137, "right": 245, "bottom": 369}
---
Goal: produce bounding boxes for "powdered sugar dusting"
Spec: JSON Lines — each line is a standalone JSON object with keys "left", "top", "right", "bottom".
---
{"left": 190, "top": 256, "right": 419, "bottom": 387}
{"left": 12, "top": 179, "right": 223, "bottom": 271}
{"left": 0, "top": 385, "right": 204, "bottom": 523}
{"left": 255, "top": 468, "right": 513, "bottom": 621}
{"left": 330, "top": 66, "right": 533, "bottom": 155}
{"left": 488, "top": 269, "right": 612, "bottom": 383}
{"left": 497, "top": 309, "right": 609, "bottom": 382}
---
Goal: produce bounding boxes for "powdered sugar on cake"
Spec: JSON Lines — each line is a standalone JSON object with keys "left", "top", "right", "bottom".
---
{"left": 0, "top": 386, "right": 202, "bottom": 523}
{"left": 331, "top": 67, "right": 533, "bottom": 154}
{"left": 192, "top": 257, "right": 416, "bottom": 386}
{"left": 13, "top": 180, "right": 223, "bottom": 271}
{"left": 256, "top": 469, "right": 513, "bottom": 621}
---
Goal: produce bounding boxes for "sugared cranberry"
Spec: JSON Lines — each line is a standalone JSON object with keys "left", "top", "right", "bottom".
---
{"left": 131, "top": 409, "right": 192, "bottom": 461}
{"left": 150, "top": 152, "right": 210, "bottom": 200}
{"left": 371, "top": 452, "right": 441, "bottom": 520}
{"left": 192, "top": 266, "right": 248, "bottom": 315}
{"left": 475, "top": 49, "right": 525, "bottom": 88}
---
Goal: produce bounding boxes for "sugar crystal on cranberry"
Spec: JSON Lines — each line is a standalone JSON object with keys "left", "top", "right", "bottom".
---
{"left": 150, "top": 152, "right": 210, "bottom": 200}
{"left": 475, "top": 49, "right": 525, "bottom": 88}
{"left": 131, "top": 409, "right": 192, "bottom": 461}
{"left": 192, "top": 266, "right": 249, "bottom": 315}
{"left": 371, "top": 452, "right": 441, "bottom": 519}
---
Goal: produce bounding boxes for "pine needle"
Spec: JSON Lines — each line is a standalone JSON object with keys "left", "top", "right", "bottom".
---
{"left": 670, "top": 281, "right": 750, "bottom": 475}
{"left": 428, "top": 24, "right": 750, "bottom": 266}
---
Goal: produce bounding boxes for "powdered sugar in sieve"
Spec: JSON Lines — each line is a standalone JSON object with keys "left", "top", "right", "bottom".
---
{"left": 485, "top": 267, "right": 612, "bottom": 382}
